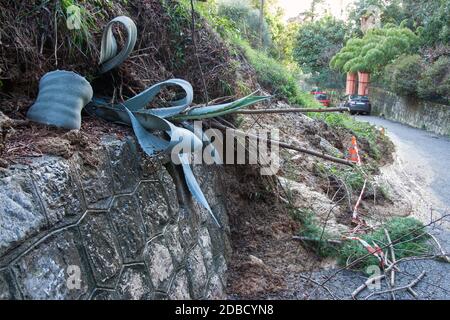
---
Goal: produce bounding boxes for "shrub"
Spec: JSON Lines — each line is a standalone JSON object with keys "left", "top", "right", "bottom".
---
{"left": 217, "top": 0, "right": 271, "bottom": 49}
{"left": 235, "top": 37, "right": 320, "bottom": 106}
{"left": 331, "top": 25, "right": 418, "bottom": 73}
{"left": 339, "top": 217, "right": 430, "bottom": 272}
{"left": 290, "top": 208, "right": 338, "bottom": 258}
{"left": 384, "top": 54, "right": 423, "bottom": 96}
{"left": 311, "top": 112, "right": 383, "bottom": 160}
{"left": 417, "top": 56, "right": 450, "bottom": 101}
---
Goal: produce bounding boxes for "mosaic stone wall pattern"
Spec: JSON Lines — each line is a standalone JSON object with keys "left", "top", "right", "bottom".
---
{"left": 0, "top": 136, "right": 231, "bottom": 300}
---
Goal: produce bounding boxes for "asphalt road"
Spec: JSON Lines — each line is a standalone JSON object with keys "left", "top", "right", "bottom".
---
{"left": 355, "top": 115, "right": 450, "bottom": 215}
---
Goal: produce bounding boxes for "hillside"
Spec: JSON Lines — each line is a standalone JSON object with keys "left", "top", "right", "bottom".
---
{"left": 1, "top": 0, "right": 444, "bottom": 300}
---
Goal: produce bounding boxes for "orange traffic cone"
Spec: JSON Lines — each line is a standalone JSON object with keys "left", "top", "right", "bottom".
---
{"left": 348, "top": 136, "right": 361, "bottom": 165}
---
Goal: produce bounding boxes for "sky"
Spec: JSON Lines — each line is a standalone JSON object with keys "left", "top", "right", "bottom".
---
{"left": 277, "top": 0, "right": 355, "bottom": 20}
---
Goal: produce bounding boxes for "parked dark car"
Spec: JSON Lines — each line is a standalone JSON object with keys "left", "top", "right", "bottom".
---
{"left": 341, "top": 95, "right": 372, "bottom": 115}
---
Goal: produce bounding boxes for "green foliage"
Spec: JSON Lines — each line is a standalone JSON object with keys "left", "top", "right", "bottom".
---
{"left": 161, "top": 0, "right": 192, "bottom": 69}
{"left": 217, "top": 0, "right": 271, "bottom": 49}
{"left": 417, "top": 56, "right": 450, "bottom": 101}
{"left": 294, "top": 16, "right": 347, "bottom": 74}
{"left": 348, "top": 0, "right": 448, "bottom": 47}
{"left": 311, "top": 112, "right": 383, "bottom": 160}
{"left": 331, "top": 25, "right": 418, "bottom": 73}
{"left": 57, "top": 0, "right": 97, "bottom": 54}
{"left": 238, "top": 40, "right": 299, "bottom": 103}
{"left": 326, "top": 165, "right": 367, "bottom": 190}
{"left": 384, "top": 54, "right": 423, "bottom": 96}
{"left": 293, "top": 16, "right": 347, "bottom": 88}
{"left": 266, "top": 14, "right": 299, "bottom": 64}
{"left": 290, "top": 208, "right": 338, "bottom": 258}
{"left": 339, "top": 217, "right": 430, "bottom": 272}
{"left": 193, "top": 0, "right": 320, "bottom": 107}
{"left": 381, "top": 54, "right": 449, "bottom": 103}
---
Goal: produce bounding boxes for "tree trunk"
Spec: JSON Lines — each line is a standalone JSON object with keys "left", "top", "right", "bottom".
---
{"left": 259, "top": 0, "right": 265, "bottom": 49}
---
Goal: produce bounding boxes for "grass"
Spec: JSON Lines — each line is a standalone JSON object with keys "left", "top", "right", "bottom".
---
{"left": 232, "top": 37, "right": 318, "bottom": 106}
{"left": 339, "top": 217, "right": 430, "bottom": 273}
{"left": 318, "top": 163, "right": 367, "bottom": 191}
{"left": 289, "top": 207, "right": 340, "bottom": 258}
{"left": 58, "top": 0, "right": 98, "bottom": 54}
{"left": 311, "top": 112, "right": 385, "bottom": 160}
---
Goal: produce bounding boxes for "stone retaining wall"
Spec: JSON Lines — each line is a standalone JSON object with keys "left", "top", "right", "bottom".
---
{"left": 0, "top": 136, "right": 230, "bottom": 300}
{"left": 369, "top": 87, "right": 450, "bottom": 136}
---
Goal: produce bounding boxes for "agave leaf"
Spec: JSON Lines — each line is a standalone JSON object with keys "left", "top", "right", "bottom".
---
{"left": 94, "top": 15, "right": 267, "bottom": 227}
{"left": 179, "top": 153, "right": 222, "bottom": 228}
{"left": 170, "top": 94, "right": 270, "bottom": 120}
{"left": 99, "top": 16, "right": 137, "bottom": 73}
{"left": 122, "top": 107, "right": 170, "bottom": 155}
{"left": 86, "top": 102, "right": 203, "bottom": 156}
{"left": 125, "top": 78, "right": 193, "bottom": 117}
{"left": 181, "top": 121, "right": 222, "bottom": 164}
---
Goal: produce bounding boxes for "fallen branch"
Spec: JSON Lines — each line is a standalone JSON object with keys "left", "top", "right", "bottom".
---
{"left": 427, "top": 232, "right": 450, "bottom": 263}
{"left": 364, "top": 271, "right": 426, "bottom": 300}
{"left": 310, "top": 214, "right": 450, "bottom": 297}
{"left": 209, "top": 122, "right": 355, "bottom": 166}
{"left": 298, "top": 274, "right": 338, "bottom": 300}
{"left": 234, "top": 107, "right": 350, "bottom": 114}
{"left": 352, "top": 178, "right": 367, "bottom": 220}
{"left": 384, "top": 228, "right": 396, "bottom": 286}
{"left": 384, "top": 228, "right": 397, "bottom": 300}
{"left": 352, "top": 274, "right": 385, "bottom": 300}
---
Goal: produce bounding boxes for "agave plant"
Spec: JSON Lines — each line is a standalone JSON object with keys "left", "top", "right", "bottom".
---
{"left": 90, "top": 16, "right": 269, "bottom": 228}
{"left": 27, "top": 16, "right": 268, "bottom": 228}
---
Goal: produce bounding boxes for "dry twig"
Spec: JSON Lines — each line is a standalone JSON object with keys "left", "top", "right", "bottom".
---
{"left": 352, "top": 274, "right": 385, "bottom": 299}
{"left": 209, "top": 122, "right": 355, "bottom": 166}
{"left": 364, "top": 271, "right": 426, "bottom": 300}
{"left": 298, "top": 274, "right": 338, "bottom": 300}
{"left": 234, "top": 107, "right": 350, "bottom": 114}
{"left": 427, "top": 232, "right": 450, "bottom": 263}
{"left": 384, "top": 228, "right": 396, "bottom": 286}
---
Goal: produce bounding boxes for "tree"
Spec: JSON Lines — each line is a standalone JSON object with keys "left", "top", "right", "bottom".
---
{"left": 347, "top": 0, "right": 449, "bottom": 47}
{"left": 384, "top": 54, "right": 423, "bottom": 95}
{"left": 305, "top": 0, "right": 325, "bottom": 22}
{"left": 264, "top": 6, "right": 299, "bottom": 62}
{"left": 292, "top": 16, "right": 347, "bottom": 88}
{"left": 417, "top": 56, "right": 450, "bottom": 101}
{"left": 259, "top": 0, "right": 265, "bottom": 49}
{"left": 217, "top": 0, "right": 272, "bottom": 49}
{"left": 330, "top": 25, "right": 418, "bottom": 75}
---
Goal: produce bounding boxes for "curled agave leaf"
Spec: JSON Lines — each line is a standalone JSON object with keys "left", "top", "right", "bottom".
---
{"left": 124, "top": 78, "right": 194, "bottom": 117}
{"left": 99, "top": 16, "right": 137, "bottom": 73}
{"left": 179, "top": 153, "right": 222, "bottom": 228}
